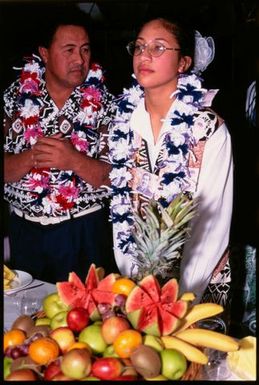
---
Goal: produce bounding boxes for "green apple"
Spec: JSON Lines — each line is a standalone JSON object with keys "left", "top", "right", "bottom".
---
{"left": 4, "top": 357, "right": 12, "bottom": 379}
{"left": 35, "top": 317, "right": 51, "bottom": 326}
{"left": 50, "top": 310, "right": 68, "bottom": 330}
{"left": 143, "top": 335, "right": 164, "bottom": 352}
{"left": 103, "top": 345, "right": 119, "bottom": 357}
{"left": 160, "top": 348, "right": 187, "bottom": 380}
{"left": 79, "top": 324, "right": 107, "bottom": 354}
{"left": 43, "top": 292, "right": 68, "bottom": 319}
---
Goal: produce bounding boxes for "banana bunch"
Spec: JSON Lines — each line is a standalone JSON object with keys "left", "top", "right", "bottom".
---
{"left": 4, "top": 264, "right": 17, "bottom": 290}
{"left": 161, "top": 299, "right": 239, "bottom": 365}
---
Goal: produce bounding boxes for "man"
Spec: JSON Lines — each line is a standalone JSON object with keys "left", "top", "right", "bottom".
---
{"left": 3, "top": 10, "right": 117, "bottom": 283}
{"left": 136, "top": 172, "right": 153, "bottom": 198}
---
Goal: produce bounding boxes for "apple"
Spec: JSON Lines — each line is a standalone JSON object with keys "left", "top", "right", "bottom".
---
{"left": 50, "top": 327, "right": 75, "bottom": 353}
{"left": 67, "top": 307, "right": 89, "bottom": 332}
{"left": 91, "top": 357, "right": 124, "bottom": 380}
{"left": 51, "top": 372, "right": 75, "bottom": 380}
{"left": 103, "top": 345, "right": 119, "bottom": 357}
{"left": 121, "top": 358, "right": 138, "bottom": 377}
{"left": 43, "top": 292, "right": 68, "bottom": 319}
{"left": 50, "top": 310, "right": 68, "bottom": 330}
{"left": 44, "top": 358, "right": 62, "bottom": 380}
{"left": 5, "top": 368, "right": 39, "bottom": 380}
{"left": 160, "top": 348, "right": 187, "bottom": 380}
{"left": 101, "top": 316, "right": 130, "bottom": 344}
{"left": 4, "top": 357, "right": 12, "bottom": 379}
{"left": 143, "top": 335, "right": 164, "bottom": 352}
{"left": 35, "top": 317, "right": 51, "bottom": 326}
{"left": 113, "top": 375, "right": 140, "bottom": 380}
{"left": 79, "top": 324, "right": 107, "bottom": 354}
{"left": 81, "top": 376, "right": 100, "bottom": 381}
{"left": 61, "top": 348, "right": 91, "bottom": 379}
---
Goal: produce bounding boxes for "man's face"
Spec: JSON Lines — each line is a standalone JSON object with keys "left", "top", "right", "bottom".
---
{"left": 141, "top": 173, "right": 150, "bottom": 189}
{"left": 39, "top": 25, "right": 91, "bottom": 92}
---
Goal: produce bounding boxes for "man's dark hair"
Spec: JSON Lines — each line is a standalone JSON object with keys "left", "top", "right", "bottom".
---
{"left": 38, "top": 6, "right": 93, "bottom": 48}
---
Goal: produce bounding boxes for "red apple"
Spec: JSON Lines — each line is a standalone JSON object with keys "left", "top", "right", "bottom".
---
{"left": 67, "top": 307, "right": 89, "bottom": 332}
{"left": 101, "top": 316, "right": 130, "bottom": 344}
{"left": 113, "top": 375, "right": 140, "bottom": 380}
{"left": 44, "top": 358, "right": 62, "bottom": 380}
{"left": 91, "top": 357, "right": 123, "bottom": 380}
{"left": 50, "top": 327, "right": 75, "bottom": 353}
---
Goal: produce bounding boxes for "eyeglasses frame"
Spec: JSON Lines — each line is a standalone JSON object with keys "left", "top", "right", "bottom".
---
{"left": 126, "top": 40, "right": 181, "bottom": 57}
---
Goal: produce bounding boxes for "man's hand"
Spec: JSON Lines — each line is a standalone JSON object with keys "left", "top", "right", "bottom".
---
{"left": 33, "top": 133, "right": 77, "bottom": 169}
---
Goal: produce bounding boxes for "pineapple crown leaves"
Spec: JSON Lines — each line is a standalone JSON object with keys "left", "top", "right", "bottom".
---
{"left": 131, "top": 194, "right": 197, "bottom": 281}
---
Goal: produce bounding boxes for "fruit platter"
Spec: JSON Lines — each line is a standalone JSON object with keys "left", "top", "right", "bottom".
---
{"left": 3, "top": 264, "right": 241, "bottom": 381}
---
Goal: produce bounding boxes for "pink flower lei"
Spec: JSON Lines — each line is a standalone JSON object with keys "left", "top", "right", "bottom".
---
{"left": 18, "top": 55, "right": 105, "bottom": 147}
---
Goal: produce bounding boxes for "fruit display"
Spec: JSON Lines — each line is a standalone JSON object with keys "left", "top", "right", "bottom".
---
{"left": 3, "top": 264, "right": 241, "bottom": 381}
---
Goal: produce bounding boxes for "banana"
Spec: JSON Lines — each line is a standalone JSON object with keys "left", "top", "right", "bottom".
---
{"left": 161, "top": 335, "right": 208, "bottom": 364}
{"left": 180, "top": 292, "right": 196, "bottom": 302}
{"left": 175, "top": 328, "right": 239, "bottom": 352}
{"left": 174, "top": 303, "right": 224, "bottom": 332}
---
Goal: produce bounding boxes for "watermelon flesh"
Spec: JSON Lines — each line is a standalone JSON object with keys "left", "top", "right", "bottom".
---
{"left": 125, "top": 275, "right": 188, "bottom": 336}
{"left": 57, "top": 264, "right": 118, "bottom": 321}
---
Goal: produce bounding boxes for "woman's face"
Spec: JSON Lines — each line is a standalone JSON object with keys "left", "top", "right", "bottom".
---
{"left": 133, "top": 19, "right": 186, "bottom": 92}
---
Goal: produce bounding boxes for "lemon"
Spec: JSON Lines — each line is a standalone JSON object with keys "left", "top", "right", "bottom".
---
{"left": 226, "top": 336, "right": 256, "bottom": 380}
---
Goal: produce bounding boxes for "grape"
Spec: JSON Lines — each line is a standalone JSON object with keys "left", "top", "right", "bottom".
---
{"left": 98, "top": 303, "right": 112, "bottom": 314}
{"left": 102, "top": 309, "right": 115, "bottom": 320}
{"left": 19, "top": 343, "right": 30, "bottom": 355}
{"left": 114, "top": 294, "right": 126, "bottom": 308}
{"left": 4, "top": 346, "right": 13, "bottom": 358}
{"left": 11, "top": 347, "right": 23, "bottom": 359}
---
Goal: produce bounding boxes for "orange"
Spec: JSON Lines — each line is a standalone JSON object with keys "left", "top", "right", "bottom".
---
{"left": 113, "top": 329, "right": 142, "bottom": 358}
{"left": 28, "top": 337, "right": 59, "bottom": 365}
{"left": 67, "top": 341, "right": 92, "bottom": 353}
{"left": 112, "top": 277, "right": 136, "bottom": 296}
{"left": 4, "top": 329, "right": 26, "bottom": 352}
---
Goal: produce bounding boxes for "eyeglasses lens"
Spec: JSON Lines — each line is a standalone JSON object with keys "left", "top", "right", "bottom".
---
{"left": 126, "top": 41, "right": 166, "bottom": 57}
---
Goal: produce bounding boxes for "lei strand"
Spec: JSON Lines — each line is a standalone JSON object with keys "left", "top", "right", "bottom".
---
{"left": 15, "top": 54, "right": 106, "bottom": 212}
{"left": 109, "top": 73, "right": 218, "bottom": 262}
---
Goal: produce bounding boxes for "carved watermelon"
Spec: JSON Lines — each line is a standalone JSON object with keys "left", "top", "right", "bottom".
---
{"left": 57, "top": 264, "right": 118, "bottom": 321}
{"left": 125, "top": 275, "right": 187, "bottom": 336}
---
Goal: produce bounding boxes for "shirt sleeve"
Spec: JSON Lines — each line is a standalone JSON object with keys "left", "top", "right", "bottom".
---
{"left": 179, "top": 122, "right": 233, "bottom": 303}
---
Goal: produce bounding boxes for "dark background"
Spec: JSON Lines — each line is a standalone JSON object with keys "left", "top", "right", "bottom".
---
{"left": 0, "top": 0, "right": 258, "bottom": 247}
{"left": 1, "top": 0, "right": 258, "bottom": 246}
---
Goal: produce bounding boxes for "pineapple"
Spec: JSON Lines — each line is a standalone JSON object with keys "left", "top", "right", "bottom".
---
{"left": 131, "top": 193, "right": 197, "bottom": 283}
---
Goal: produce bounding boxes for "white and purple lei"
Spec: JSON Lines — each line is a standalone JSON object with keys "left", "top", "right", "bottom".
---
{"left": 108, "top": 72, "right": 218, "bottom": 265}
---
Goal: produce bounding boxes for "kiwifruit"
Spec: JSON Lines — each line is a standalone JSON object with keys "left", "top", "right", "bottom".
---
{"left": 27, "top": 324, "right": 50, "bottom": 338}
{"left": 130, "top": 344, "right": 161, "bottom": 378}
{"left": 11, "top": 315, "right": 35, "bottom": 335}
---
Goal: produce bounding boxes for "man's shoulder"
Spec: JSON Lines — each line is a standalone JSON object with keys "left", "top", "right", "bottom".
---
{"left": 4, "top": 78, "right": 20, "bottom": 101}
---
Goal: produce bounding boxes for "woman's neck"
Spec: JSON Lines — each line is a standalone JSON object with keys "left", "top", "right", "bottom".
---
{"left": 144, "top": 87, "right": 176, "bottom": 143}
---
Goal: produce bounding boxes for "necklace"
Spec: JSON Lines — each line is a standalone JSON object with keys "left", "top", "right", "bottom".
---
{"left": 11, "top": 55, "right": 110, "bottom": 213}
{"left": 109, "top": 73, "right": 218, "bottom": 259}
{"left": 18, "top": 55, "right": 105, "bottom": 147}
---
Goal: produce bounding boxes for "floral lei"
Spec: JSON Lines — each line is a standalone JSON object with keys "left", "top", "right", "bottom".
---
{"left": 14, "top": 54, "right": 107, "bottom": 213}
{"left": 109, "top": 72, "right": 218, "bottom": 261}
{"left": 18, "top": 54, "right": 105, "bottom": 148}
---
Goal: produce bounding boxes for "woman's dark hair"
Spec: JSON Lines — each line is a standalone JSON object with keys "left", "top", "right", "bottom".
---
{"left": 38, "top": 7, "right": 93, "bottom": 48}
{"left": 137, "top": 16, "right": 195, "bottom": 70}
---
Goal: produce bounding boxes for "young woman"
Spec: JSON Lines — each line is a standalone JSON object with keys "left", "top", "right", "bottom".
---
{"left": 109, "top": 18, "right": 233, "bottom": 305}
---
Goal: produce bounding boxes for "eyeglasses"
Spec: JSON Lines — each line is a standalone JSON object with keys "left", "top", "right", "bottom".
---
{"left": 126, "top": 40, "right": 181, "bottom": 57}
